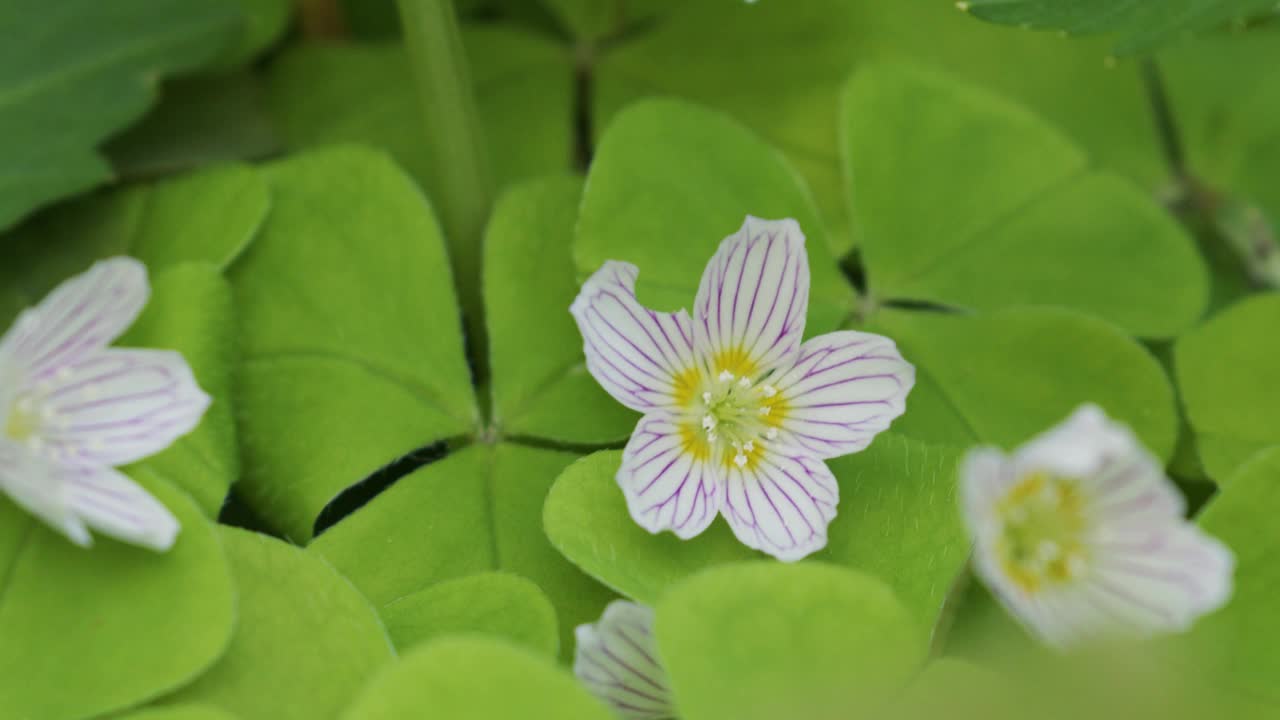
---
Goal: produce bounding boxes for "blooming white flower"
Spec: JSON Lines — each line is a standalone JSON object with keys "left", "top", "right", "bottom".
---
{"left": 961, "top": 404, "right": 1235, "bottom": 648}
{"left": 0, "top": 258, "right": 210, "bottom": 551}
{"left": 574, "top": 600, "right": 673, "bottom": 719}
{"left": 571, "top": 216, "right": 915, "bottom": 560}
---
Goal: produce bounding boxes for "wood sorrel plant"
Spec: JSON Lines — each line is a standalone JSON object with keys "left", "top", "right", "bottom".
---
{"left": 0, "top": 1, "right": 1277, "bottom": 719}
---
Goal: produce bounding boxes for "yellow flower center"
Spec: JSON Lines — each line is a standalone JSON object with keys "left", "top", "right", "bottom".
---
{"left": 4, "top": 395, "right": 38, "bottom": 442}
{"left": 996, "top": 471, "right": 1089, "bottom": 594}
{"left": 690, "top": 364, "right": 784, "bottom": 470}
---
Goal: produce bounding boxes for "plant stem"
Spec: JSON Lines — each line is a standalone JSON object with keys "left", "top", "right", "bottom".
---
{"left": 1140, "top": 58, "right": 1188, "bottom": 186}
{"left": 396, "top": 0, "right": 494, "bottom": 376}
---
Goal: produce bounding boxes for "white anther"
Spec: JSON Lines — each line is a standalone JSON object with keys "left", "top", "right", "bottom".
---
{"left": 718, "top": 370, "right": 735, "bottom": 383}
{"left": 743, "top": 441, "right": 754, "bottom": 452}
{"left": 758, "top": 406, "right": 771, "bottom": 416}
{"left": 766, "top": 428, "right": 778, "bottom": 440}
{"left": 737, "top": 376, "right": 751, "bottom": 389}
{"left": 734, "top": 453, "right": 748, "bottom": 468}
{"left": 702, "top": 391, "right": 713, "bottom": 404}
{"left": 702, "top": 415, "right": 717, "bottom": 431}
{"left": 1066, "top": 554, "right": 1087, "bottom": 577}
{"left": 707, "top": 432, "right": 718, "bottom": 443}
{"left": 760, "top": 384, "right": 777, "bottom": 398}
{"left": 1037, "top": 541, "right": 1060, "bottom": 561}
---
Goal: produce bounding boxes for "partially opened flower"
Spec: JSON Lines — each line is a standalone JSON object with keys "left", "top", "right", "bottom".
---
{"left": 574, "top": 600, "right": 673, "bottom": 719}
{"left": 0, "top": 258, "right": 210, "bottom": 551}
{"left": 961, "top": 404, "right": 1235, "bottom": 648}
{"left": 571, "top": 216, "right": 915, "bottom": 560}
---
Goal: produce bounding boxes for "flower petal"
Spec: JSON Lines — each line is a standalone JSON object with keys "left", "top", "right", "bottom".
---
{"left": 619, "top": 413, "right": 724, "bottom": 539}
{"left": 0, "top": 257, "right": 149, "bottom": 381}
{"left": 1015, "top": 403, "right": 1145, "bottom": 480}
{"left": 0, "top": 441, "right": 90, "bottom": 547}
{"left": 768, "top": 330, "right": 914, "bottom": 459}
{"left": 1085, "top": 525, "right": 1233, "bottom": 636}
{"left": 62, "top": 465, "right": 180, "bottom": 551}
{"left": 720, "top": 445, "right": 837, "bottom": 561}
{"left": 693, "top": 216, "right": 809, "bottom": 379}
{"left": 573, "top": 600, "right": 673, "bottom": 719}
{"left": 571, "top": 261, "right": 700, "bottom": 413}
{"left": 29, "top": 349, "right": 211, "bottom": 467}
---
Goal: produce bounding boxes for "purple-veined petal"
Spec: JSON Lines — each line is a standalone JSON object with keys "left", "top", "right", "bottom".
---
{"left": 27, "top": 349, "right": 211, "bottom": 468}
{"left": 574, "top": 601, "right": 673, "bottom": 719}
{"left": 619, "top": 413, "right": 724, "bottom": 539}
{"left": 0, "top": 440, "right": 91, "bottom": 547}
{"left": 962, "top": 404, "right": 1236, "bottom": 649}
{"left": 0, "top": 258, "right": 148, "bottom": 382}
{"left": 693, "top": 216, "right": 809, "bottom": 379}
{"left": 571, "top": 261, "right": 701, "bottom": 413}
{"left": 768, "top": 330, "right": 914, "bottom": 459}
{"left": 1083, "top": 524, "right": 1233, "bottom": 636}
{"left": 62, "top": 464, "right": 180, "bottom": 551}
{"left": 720, "top": 445, "right": 837, "bottom": 561}
{"left": 1015, "top": 403, "right": 1144, "bottom": 480}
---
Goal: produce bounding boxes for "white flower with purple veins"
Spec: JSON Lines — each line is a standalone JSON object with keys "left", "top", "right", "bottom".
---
{"left": 571, "top": 216, "right": 915, "bottom": 560}
{"left": 961, "top": 404, "right": 1235, "bottom": 648}
{"left": 574, "top": 600, "right": 673, "bottom": 719}
{"left": 0, "top": 258, "right": 210, "bottom": 551}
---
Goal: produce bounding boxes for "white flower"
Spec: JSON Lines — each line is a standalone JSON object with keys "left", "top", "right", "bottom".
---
{"left": 571, "top": 216, "right": 915, "bottom": 561}
{"left": 961, "top": 404, "right": 1235, "bottom": 648}
{"left": 0, "top": 258, "right": 211, "bottom": 551}
{"left": 574, "top": 601, "right": 673, "bottom": 719}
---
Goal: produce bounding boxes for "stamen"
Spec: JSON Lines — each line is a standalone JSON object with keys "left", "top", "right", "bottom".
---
{"left": 737, "top": 376, "right": 751, "bottom": 389}
{"left": 766, "top": 428, "right": 778, "bottom": 440}
{"left": 702, "top": 391, "right": 713, "bottom": 403}
{"left": 760, "top": 384, "right": 777, "bottom": 398}
{"left": 702, "top": 415, "right": 717, "bottom": 431}
{"left": 718, "top": 370, "right": 735, "bottom": 383}
{"left": 733, "top": 453, "right": 747, "bottom": 467}
{"left": 743, "top": 441, "right": 754, "bottom": 452}
{"left": 758, "top": 406, "right": 771, "bottom": 416}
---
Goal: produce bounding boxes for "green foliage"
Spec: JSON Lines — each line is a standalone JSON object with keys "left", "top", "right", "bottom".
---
{"left": 484, "top": 176, "right": 637, "bottom": 444}
{"left": 230, "top": 147, "right": 477, "bottom": 541}
{"left": 656, "top": 562, "right": 924, "bottom": 720}
{"left": 843, "top": 65, "right": 1207, "bottom": 339}
{"left": 964, "top": 0, "right": 1277, "bottom": 54}
{"left": 122, "top": 264, "right": 240, "bottom": 514}
{"left": 338, "top": 637, "right": 613, "bottom": 720}
{"left": 874, "top": 307, "right": 1179, "bottom": 459}
{"left": 0, "top": 163, "right": 268, "bottom": 293}
{"left": 117, "top": 706, "right": 239, "bottom": 720}
{"left": 594, "top": 0, "right": 865, "bottom": 249}
{"left": 108, "top": 75, "right": 281, "bottom": 179}
{"left": 265, "top": 27, "right": 573, "bottom": 209}
{"left": 1176, "top": 293, "right": 1280, "bottom": 479}
{"left": 577, "top": 99, "right": 853, "bottom": 333}
{"left": 547, "top": 435, "right": 969, "bottom": 644}
{"left": 0, "top": 481, "right": 234, "bottom": 720}
{"left": 380, "top": 572, "right": 560, "bottom": 657}
{"left": 310, "top": 444, "right": 616, "bottom": 662}
{"left": 4, "top": 0, "right": 1279, "bottom": 716}
{"left": 1183, "top": 447, "right": 1280, "bottom": 705}
{"left": 164, "top": 528, "right": 394, "bottom": 720}
{"left": 0, "top": 0, "right": 240, "bottom": 230}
